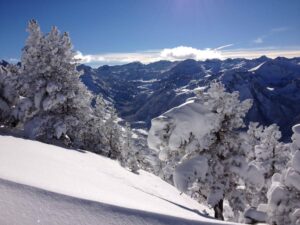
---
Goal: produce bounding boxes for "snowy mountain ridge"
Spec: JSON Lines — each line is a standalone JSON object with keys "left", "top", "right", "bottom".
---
{"left": 79, "top": 56, "right": 300, "bottom": 141}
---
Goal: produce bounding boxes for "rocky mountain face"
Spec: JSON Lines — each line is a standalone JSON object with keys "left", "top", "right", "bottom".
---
{"left": 0, "top": 60, "right": 9, "bottom": 67}
{"left": 80, "top": 56, "right": 299, "bottom": 140}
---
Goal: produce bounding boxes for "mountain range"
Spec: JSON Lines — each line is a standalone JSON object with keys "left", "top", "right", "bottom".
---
{"left": 79, "top": 56, "right": 300, "bottom": 141}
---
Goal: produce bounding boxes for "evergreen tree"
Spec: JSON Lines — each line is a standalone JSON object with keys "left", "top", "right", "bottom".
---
{"left": 267, "top": 124, "right": 300, "bottom": 225}
{"left": 0, "top": 65, "right": 20, "bottom": 126}
{"left": 18, "top": 20, "right": 122, "bottom": 155}
{"left": 244, "top": 123, "right": 290, "bottom": 208}
{"left": 20, "top": 20, "right": 91, "bottom": 141}
{"left": 119, "top": 122, "right": 139, "bottom": 173}
{"left": 103, "top": 109, "right": 122, "bottom": 158}
{"left": 148, "top": 82, "right": 255, "bottom": 220}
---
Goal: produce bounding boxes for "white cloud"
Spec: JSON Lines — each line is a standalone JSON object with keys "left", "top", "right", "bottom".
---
{"left": 75, "top": 46, "right": 224, "bottom": 66}
{"left": 74, "top": 46, "right": 300, "bottom": 67}
{"left": 74, "top": 50, "right": 161, "bottom": 65}
{"left": 160, "top": 46, "right": 222, "bottom": 61}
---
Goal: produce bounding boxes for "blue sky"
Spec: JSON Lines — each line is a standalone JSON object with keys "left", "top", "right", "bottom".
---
{"left": 1, "top": 0, "right": 300, "bottom": 66}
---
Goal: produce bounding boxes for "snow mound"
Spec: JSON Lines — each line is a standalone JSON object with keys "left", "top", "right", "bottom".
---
{"left": 148, "top": 99, "right": 218, "bottom": 153}
{"left": 0, "top": 136, "right": 232, "bottom": 224}
{"left": 293, "top": 124, "right": 300, "bottom": 134}
{"left": 173, "top": 156, "right": 208, "bottom": 193}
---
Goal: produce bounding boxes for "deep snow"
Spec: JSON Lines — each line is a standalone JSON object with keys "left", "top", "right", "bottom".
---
{"left": 0, "top": 136, "right": 235, "bottom": 225}
{"left": 0, "top": 179, "right": 224, "bottom": 225}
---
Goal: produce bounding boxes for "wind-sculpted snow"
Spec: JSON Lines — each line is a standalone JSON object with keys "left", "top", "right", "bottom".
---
{"left": 147, "top": 98, "right": 218, "bottom": 155}
{"left": 0, "top": 136, "right": 235, "bottom": 225}
{"left": 0, "top": 179, "right": 231, "bottom": 225}
{"left": 173, "top": 156, "right": 209, "bottom": 193}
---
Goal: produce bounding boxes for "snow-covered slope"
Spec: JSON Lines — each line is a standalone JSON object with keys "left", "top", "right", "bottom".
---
{"left": 0, "top": 136, "right": 234, "bottom": 225}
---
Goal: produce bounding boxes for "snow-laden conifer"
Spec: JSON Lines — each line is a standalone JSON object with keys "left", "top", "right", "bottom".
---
{"left": 267, "top": 124, "right": 300, "bottom": 225}
{"left": 0, "top": 64, "right": 20, "bottom": 126}
{"left": 19, "top": 20, "right": 122, "bottom": 155}
{"left": 119, "top": 123, "right": 139, "bottom": 173}
{"left": 244, "top": 123, "right": 290, "bottom": 208}
{"left": 148, "top": 82, "right": 257, "bottom": 220}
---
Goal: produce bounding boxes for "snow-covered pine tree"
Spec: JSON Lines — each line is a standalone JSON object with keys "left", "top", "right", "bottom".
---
{"left": 0, "top": 64, "right": 20, "bottom": 126}
{"left": 103, "top": 109, "right": 122, "bottom": 158}
{"left": 243, "top": 122, "right": 264, "bottom": 161}
{"left": 244, "top": 123, "right": 290, "bottom": 208}
{"left": 148, "top": 82, "right": 256, "bottom": 220}
{"left": 20, "top": 20, "right": 91, "bottom": 140}
{"left": 188, "top": 82, "right": 253, "bottom": 220}
{"left": 119, "top": 122, "right": 139, "bottom": 173}
{"left": 267, "top": 124, "right": 300, "bottom": 225}
{"left": 18, "top": 20, "right": 119, "bottom": 154}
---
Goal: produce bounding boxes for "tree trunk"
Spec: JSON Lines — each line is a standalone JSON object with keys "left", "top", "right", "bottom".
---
{"left": 214, "top": 199, "right": 224, "bottom": 220}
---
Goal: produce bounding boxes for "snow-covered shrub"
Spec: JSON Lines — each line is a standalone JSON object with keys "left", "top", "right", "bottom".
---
{"left": 148, "top": 82, "right": 255, "bottom": 220}
{"left": 267, "top": 124, "right": 300, "bottom": 225}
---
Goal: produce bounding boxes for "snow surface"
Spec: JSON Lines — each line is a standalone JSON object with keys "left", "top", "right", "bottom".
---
{"left": 132, "top": 128, "right": 148, "bottom": 136}
{"left": 175, "top": 86, "right": 207, "bottom": 96}
{"left": 148, "top": 99, "right": 217, "bottom": 153}
{"left": 0, "top": 136, "right": 235, "bottom": 225}
{"left": 266, "top": 87, "right": 274, "bottom": 91}
{"left": 244, "top": 207, "right": 267, "bottom": 223}
{"left": 292, "top": 124, "right": 300, "bottom": 148}
{"left": 133, "top": 79, "right": 159, "bottom": 83}
{"left": 173, "top": 156, "right": 208, "bottom": 192}
{"left": 248, "top": 62, "right": 265, "bottom": 72}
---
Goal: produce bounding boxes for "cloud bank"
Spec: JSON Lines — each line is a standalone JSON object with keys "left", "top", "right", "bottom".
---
{"left": 75, "top": 45, "right": 300, "bottom": 67}
{"left": 74, "top": 46, "right": 224, "bottom": 66}
{"left": 160, "top": 46, "right": 222, "bottom": 60}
